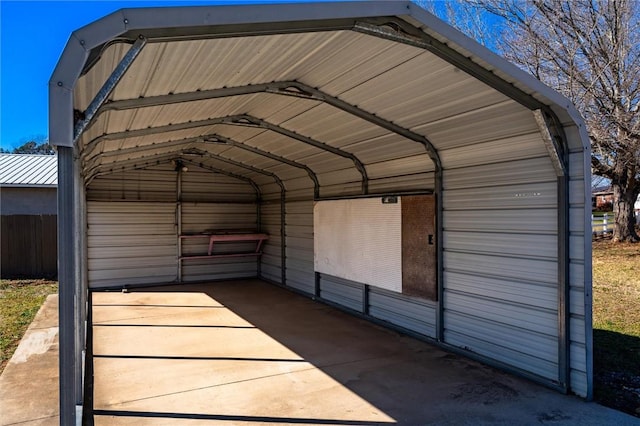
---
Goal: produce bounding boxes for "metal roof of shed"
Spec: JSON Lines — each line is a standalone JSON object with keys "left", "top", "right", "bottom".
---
{"left": 0, "top": 154, "right": 57, "bottom": 187}
{"left": 49, "top": 1, "right": 589, "bottom": 198}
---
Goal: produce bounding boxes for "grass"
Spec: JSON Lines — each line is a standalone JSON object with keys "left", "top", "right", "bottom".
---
{"left": 592, "top": 240, "right": 640, "bottom": 417}
{"left": 0, "top": 279, "right": 58, "bottom": 374}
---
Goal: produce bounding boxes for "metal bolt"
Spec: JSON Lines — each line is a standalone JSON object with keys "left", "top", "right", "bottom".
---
{"left": 80, "top": 40, "right": 85, "bottom": 46}
{"left": 57, "top": 82, "right": 63, "bottom": 87}
{"left": 124, "top": 19, "right": 129, "bottom": 24}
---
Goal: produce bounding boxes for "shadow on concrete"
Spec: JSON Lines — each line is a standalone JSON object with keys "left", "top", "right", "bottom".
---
{"left": 87, "top": 280, "right": 638, "bottom": 425}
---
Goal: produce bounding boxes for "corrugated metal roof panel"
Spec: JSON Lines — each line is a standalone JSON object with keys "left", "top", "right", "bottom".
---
{"left": 0, "top": 154, "right": 57, "bottom": 187}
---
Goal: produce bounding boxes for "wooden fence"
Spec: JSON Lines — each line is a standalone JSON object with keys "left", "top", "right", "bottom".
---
{"left": 1, "top": 215, "right": 57, "bottom": 279}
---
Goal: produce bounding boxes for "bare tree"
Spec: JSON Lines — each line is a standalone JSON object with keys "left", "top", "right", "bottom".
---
{"left": 418, "top": 0, "right": 640, "bottom": 242}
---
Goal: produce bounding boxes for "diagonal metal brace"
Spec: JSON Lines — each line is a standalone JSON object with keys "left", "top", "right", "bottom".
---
{"left": 73, "top": 36, "right": 146, "bottom": 145}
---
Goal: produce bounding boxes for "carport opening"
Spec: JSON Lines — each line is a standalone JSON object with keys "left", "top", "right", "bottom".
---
{"left": 52, "top": 4, "right": 593, "bottom": 423}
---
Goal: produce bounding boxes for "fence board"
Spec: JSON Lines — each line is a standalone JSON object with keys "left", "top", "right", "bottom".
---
{"left": 1, "top": 215, "right": 57, "bottom": 279}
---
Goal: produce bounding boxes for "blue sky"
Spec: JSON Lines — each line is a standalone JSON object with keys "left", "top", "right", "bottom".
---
{"left": 0, "top": 0, "right": 304, "bottom": 151}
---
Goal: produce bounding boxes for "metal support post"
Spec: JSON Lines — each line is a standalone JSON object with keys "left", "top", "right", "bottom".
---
{"left": 58, "top": 146, "right": 77, "bottom": 425}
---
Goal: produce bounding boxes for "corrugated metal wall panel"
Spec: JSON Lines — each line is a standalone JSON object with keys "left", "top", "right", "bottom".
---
{"left": 259, "top": 202, "right": 282, "bottom": 284}
{"left": 318, "top": 182, "right": 362, "bottom": 198}
{"left": 444, "top": 314, "right": 557, "bottom": 380}
{"left": 445, "top": 182, "right": 557, "bottom": 210}
{"left": 87, "top": 201, "right": 177, "bottom": 288}
{"left": 445, "top": 209, "right": 557, "bottom": 233}
{"left": 444, "top": 157, "right": 555, "bottom": 189}
{"left": 439, "top": 132, "right": 548, "bottom": 169}
{"left": 445, "top": 232, "right": 556, "bottom": 260}
{"left": 369, "top": 287, "right": 437, "bottom": 338}
{"left": 285, "top": 200, "right": 314, "bottom": 294}
{"left": 442, "top": 150, "right": 560, "bottom": 383}
{"left": 368, "top": 173, "right": 435, "bottom": 194}
{"left": 318, "top": 274, "right": 364, "bottom": 312}
{"left": 180, "top": 197, "right": 258, "bottom": 282}
{"left": 87, "top": 165, "right": 176, "bottom": 201}
{"left": 181, "top": 166, "right": 256, "bottom": 203}
{"left": 567, "top": 140, "right": 589, "bottom": 396}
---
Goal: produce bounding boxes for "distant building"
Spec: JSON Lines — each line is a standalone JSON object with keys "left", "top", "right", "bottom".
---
{"left": 591, "top": 186, "right": 613, "bottom": 210}
{"left": 0, "top": 154, "right": 57, "bottom": 278}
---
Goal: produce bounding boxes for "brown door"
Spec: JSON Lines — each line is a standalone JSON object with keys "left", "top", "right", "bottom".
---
{"left": 401, "top": 195, "right": 437, "bottom": 301}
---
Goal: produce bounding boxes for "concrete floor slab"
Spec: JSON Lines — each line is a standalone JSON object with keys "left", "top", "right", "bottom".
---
{"left": 89, "top": 280, "right": 640, "bottom": 426}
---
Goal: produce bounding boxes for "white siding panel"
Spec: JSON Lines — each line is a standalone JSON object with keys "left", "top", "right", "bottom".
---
{"left": 444, "top": 250, "right": 557, "bottom": 285}
{"left": 88, "top": 201, "right": 177, "bottom": 288}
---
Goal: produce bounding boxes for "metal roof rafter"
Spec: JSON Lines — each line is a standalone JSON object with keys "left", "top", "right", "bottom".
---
{"left": 83, "top": 138, "right": 200, "bottom": 170}
{"left": 93, "top": 80, "right": 440, "bottom": 170}
{"left": 82, "top": 134, "right": 320, "bottom": 197}
{"left": 83, "top": 113, "right": 367, "bottom": 194}
{"left": 226, "top": 115, "right": 368, "bottom": 194}
{"left": 86, "top": 151, "right": 182, "bottom": 184}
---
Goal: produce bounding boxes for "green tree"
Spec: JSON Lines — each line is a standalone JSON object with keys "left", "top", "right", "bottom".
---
{"left": 11, "top": 136, "right": 54, "bottom": 155}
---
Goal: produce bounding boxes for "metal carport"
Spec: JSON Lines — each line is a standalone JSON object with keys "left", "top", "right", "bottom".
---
{"left": 50, "top": 2, "right": 592, "bottom": 423}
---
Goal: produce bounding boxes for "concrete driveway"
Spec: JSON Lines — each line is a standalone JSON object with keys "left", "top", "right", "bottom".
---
{"left": 87, "top": 280, "right": 640, "bottom": 425}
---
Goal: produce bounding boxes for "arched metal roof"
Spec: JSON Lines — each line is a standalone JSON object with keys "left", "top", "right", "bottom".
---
{"left": 50, "top": 1, "right": 588, "bottom": 200}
